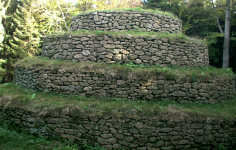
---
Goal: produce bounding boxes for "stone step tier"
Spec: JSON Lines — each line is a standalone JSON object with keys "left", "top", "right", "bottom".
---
{"left": 42, "top": 33, "right": 209, "bottom": 67}
{"left": 14, "top": 65, "right": 235, "bottom": 103}
{"left": 1, "top": 107, "right": 236, "bottom": 150}
{"left": 70, "top": 10, "right": 182, "bottom": 33}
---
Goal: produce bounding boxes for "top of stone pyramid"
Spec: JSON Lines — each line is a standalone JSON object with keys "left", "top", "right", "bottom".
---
{"left": 70, "top": 8, "right": 182, "bottom": 33}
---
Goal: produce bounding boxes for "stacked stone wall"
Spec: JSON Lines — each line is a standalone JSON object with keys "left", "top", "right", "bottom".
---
{"left": 14, "top": 66, "right": 235, "bottom": 103}
{"left": 0, "top": 107, "right": 235, "bottom": 150}
{"left": 8, "top": 9, "right": 236, "bottom": 150}
{"left": 70, "top": 11, "right": 182, "bottom": 33}
{"left": 42, "top": 34, "right": 209, "bottom": 67}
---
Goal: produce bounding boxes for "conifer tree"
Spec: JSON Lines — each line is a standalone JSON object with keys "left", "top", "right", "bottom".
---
{"left": 0, "top": 0, "right": 11, "bottom": 82}
{"left": 0, "top": 0, "right": 11, "bottom": 44}
{"left": 10, "top": 0, "right": 40, "bottom": 58}
{"left": 1, "top": 0, "right": 40, "bottom": 82}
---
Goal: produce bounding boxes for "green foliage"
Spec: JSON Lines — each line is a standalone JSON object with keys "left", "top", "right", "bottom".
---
{"left": 0, "top": 125, "right": 79, "bottom": 150}
{"left": 1, "top": 0, "right": 42, "bottom": 82}
{"left": 31, "top": 93, "right": 36, "bottom": 100}
{"left": 218, "top": 144, "right": 228, "bottom": 150}
{"left": 143, "top": 0, "right": 182, "bottom": 17}
{"left": 10, "top": 0, "right": 41, "bottom": 58}
{"left": 0, "top": 59, "right": 6, "bottom": 82}
{"left": 41, "top": 0, "right": 77, "bottom": 32}
{"left": 0, "top": 0, "right": 79, "bottom": 83}
{"left": 205, "top": 32, "right": 225, "bottom": 45}
{"left": 0, "top": 0, "right": 11, "bottom": 44}
{"left": 0, "top": 0, "right": 18, "bottom": 82}
{"left": 143, "top": 0, "right": 236, "bottom": 70}
{"left": 125, "top": 62, "right": 149, "bottom": 68}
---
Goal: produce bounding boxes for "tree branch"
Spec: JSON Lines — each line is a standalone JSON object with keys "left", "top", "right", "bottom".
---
{"left": 56, "top": 0, "right": 69, "bottom": 31}
{"left": 216, "top": 13, "right": 224, "bottom": 34}
{"left": 210, "top": 0, "right": 224, "bottom": 35}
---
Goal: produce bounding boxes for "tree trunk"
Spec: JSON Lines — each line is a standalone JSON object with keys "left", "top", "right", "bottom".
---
{"left": 222, "top": 0, "right": 231, "bottom": 69}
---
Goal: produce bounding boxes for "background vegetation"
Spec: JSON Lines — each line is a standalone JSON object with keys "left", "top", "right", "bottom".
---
{"left": 0, "top": 126, "right": 80, "bottom": 150}
{"left": 144, "top": 0, "right": 236, "bottom": 70}
{"left": 0, "top": 0, "right": 236, "bottom": 83}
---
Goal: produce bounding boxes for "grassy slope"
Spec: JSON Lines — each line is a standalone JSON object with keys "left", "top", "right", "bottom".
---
{"left": 3, "top": 57, "right": 234, "bottom": 119}
{"left": 10, "top": 57, "right": 236, "bottom": 119}
{"left": 0, "top": 126, "right": 105, "bottom": 150}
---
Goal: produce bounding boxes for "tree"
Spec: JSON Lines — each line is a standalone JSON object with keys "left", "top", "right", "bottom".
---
{"left": 144, "top": 0, "right": 236, "bottom": 70}
{"left": 10, "top": 0, "right": 41, "bottom": 58}
{"left": 209, "top": 0, "right": 236, "bottom": 69}
{"left": 0, "top": 0, "right": 13, "bottom": 82}
{"left": 0, "top": 0, "right": 41, "bottom": 82}
{"left": 75, "top": 0, "right": 142, "bottom": 11}
{"left": 222, "top": 0, "right": 231, "bottom": 69}
{"left": 40, "top": 0, "right": 78, "bottom": 32}
{"left": 0, "top": 0, "right": 11, "bottom": 44}
{"left": 143, "top": 0, "right": 183, "bottom": 17}
{"left": 76, "top": 0, "right": 94, "bottom": 11}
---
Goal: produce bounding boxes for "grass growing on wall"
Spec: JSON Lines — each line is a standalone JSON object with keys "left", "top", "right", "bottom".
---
{"left": 47, "top": 30, "right": 207, "bottom": 45}
{"left": 0, "top": 83, "right": 236, "bottom": 119}
{"left": 15, "top": 57, "right": 234, "bottom": 81}
{"left": 74, "top": 7, "right": 181, "bottom": 21}
{"left": 0, "top": 126, "right": 79, "bottom": 150}
{"left": 0, "top": 125, "right": 106, "bottom": 150}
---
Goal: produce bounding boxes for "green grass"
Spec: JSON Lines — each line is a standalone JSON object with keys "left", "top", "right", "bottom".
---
{"left": 0, "top": 83, "right": 236, "bottom": 120}
{"left": 74, "top": 7, "right": 181, "bottom": 21}
{"left": 47, "top": 30, "right": 207, "bottom": 45}
{"left": 0, "top": 125, "right": 107, "bottom": 150}
{"left": 0, "top": 126, "right": 79, "bottom": 150}
{"left": 15, "top": 57, "right": 234, "bottom": 82}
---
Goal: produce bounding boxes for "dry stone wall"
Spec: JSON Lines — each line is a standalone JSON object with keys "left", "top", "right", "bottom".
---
{"left": 8, "top": 9, "right": 236, "bottom": 150}
{"left": 14, "top": 66, "right": 235, "bottom": 103}
{"left": 1, "top": 107, "right": 235, "bottom": 150}
{"left": 42, "top": 34, "right": 209, "bottom": 67}
{"left": 70, "top": 11, "right": 182, "bottom": 33}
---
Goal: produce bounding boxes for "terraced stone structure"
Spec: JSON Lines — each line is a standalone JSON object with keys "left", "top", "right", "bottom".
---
{"left": 13, "top": 9, "right": 236, "bottom": 149}
{"left": 70, "top": 11, "right": 182, "bottom": 33}
{"left": 42, "top": 10, "right": 208, "bottom": 67}
{"left": 0, "top": 106, "right": 236, "bottom": 150}
{"left": 15, "top": 9, "right": 235, "bottom": 103}
{"left": 14, "top": 66, "right": 235, "bottom": 103}
{"left": 42, "top": 34, "right": 209, "bottom": 67}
